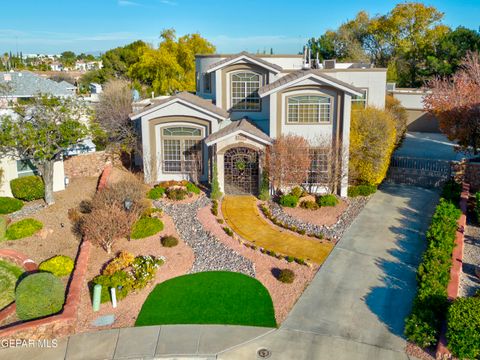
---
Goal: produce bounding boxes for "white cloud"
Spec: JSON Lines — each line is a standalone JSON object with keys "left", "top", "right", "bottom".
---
{"left": 118, "top": 0, "right": 141, "bottom": 6}
{"left": 159, "top": 0, "right": 177, "bottom": 5}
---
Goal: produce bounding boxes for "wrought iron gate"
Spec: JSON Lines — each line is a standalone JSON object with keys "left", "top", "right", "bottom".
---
{"left": 224, "top": 147, "right": 259, "bottom": 195}
{"left": 385, "top": 156, "right": 454, "bottom": 188}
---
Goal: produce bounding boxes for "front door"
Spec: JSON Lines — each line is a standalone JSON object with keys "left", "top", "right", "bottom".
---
{"left": 224, "top": 147, "right": 259, "bottom": 195}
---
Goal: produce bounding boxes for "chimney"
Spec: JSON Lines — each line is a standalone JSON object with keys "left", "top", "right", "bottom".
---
{"left": 323, "top": 59, "right": 336, "bottom": 69}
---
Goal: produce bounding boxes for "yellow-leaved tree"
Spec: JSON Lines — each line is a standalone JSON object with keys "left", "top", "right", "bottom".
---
{"left": 349, "top": 107, "right": 396, "bottom": 185}
{"left": 129, "top": 29, "right": 215, "bottom": 95}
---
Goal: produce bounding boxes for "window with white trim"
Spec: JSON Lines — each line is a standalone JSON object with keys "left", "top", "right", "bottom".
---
{"left": 231, "top": 72, "right": 261, "bottom": 111}
{"left": 307, "top": 148, "right": 329, "bottom": 184}
{"left": 162, "top": 126, "right": 203, "bottom": 173}
{"left": 287, "top": 95, "right": 331, "bottom": 123}
{"left": 16, "top": 159, "right": 37, "bottom": 177}
{"left": 351, "top": 88, "right": 368, "bottom": 110}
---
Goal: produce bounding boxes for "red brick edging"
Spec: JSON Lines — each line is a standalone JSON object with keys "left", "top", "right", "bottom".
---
{"left": 436, "top": 183, "right": 469, "bottom": 359}
{"left": 0, "top": 250, "right": 38, "bottom": 323}
{"left": 0, "top": 165, "right": 112, "bottom": 339}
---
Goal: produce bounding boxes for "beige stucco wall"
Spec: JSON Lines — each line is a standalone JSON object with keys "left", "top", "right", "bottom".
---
{"left": 0, "top": 156, "right": 65, "bottom": 197}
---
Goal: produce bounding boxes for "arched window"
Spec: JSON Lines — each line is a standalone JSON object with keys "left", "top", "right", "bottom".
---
{"left": 162, "top": 126, "right": 203, "bottom": 173}
{"left": 231, "top": 72, "right": 261, "bottom": 111}
{"left": 287, "top": 95, "right": 331, "bottom": 123}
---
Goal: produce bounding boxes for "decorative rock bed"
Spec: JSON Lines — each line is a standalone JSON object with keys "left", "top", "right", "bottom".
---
{"left": 9, "top": 202, "right": 46, "bottom": 220}
{"left": 155, "top": 196, "right": 255, "bottom": 277}
{"left": 267, "top": 196, "right": 371, "bottom": 240}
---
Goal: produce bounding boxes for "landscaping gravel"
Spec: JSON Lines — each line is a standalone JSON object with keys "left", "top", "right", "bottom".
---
{"left": 268, "top": 196, "right": 371, "bottom": 240}
{"left": 155, "top": 196, "right": 255, "bottom": 277}
{"left": 459, "top": 220, "right": 480, "bottom": 297}
{"left": 9, "top": 202, "right": 45, "bottom": 219}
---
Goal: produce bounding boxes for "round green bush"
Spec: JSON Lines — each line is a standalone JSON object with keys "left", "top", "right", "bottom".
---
{"left": 147, "top": 186, "right": 165, "bottom": 200}
{"left": 161, "top": 235, "right": 179, "bottom": 247}
{"left": 279, "top": 194, "right": 299, "bottom": 208}
{"left": 0, "top": 197, "right": 24, "bottom": 214}
{"left": 131, "top": 217, "right": 164, "bottom": 239}
{"left": 186, "top": 182, "right": 201, "bottom": 195}
{"left": 277, "top": 269, "right": 295, "bottom": 283}
{"left": 39, "top": 255, "right": 75, "bottom": 277}
{"left": 317, "top": 194, "right": 339, "bottom": 207}
{"left": 6, "top": 218, "right": 43, "bottom": 240}
{"left": 15, "top": 273, "right": 65, "bottom": 320}
{"left": 10, "top": 176, "right": 45, "bottom": 202}
{"left": 0, "top": 259, "right": 24, "bottom": 310}
{"left": 290, "top": 186, "right": 306, "bottom": 198}
{"left": 166, "top": 188, "right": 188, "bottom": 201}
{"left": 347, "top": 184, "right": 377, "bottom": 197}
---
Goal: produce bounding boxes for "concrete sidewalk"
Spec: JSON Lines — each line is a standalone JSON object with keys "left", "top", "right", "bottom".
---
{"left": 0, "top": 325, "right": 274, "bottom": 360}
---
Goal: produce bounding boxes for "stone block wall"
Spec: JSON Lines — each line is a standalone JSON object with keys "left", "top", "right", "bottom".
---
{"left": 63, "top": 151, "right": 116, "bottom": 178}
{"left": 465, "top": 162, "right": 480, "bottom": 193}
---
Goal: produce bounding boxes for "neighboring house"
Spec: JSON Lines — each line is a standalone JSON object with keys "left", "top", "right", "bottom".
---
{"left": 50, "top": 62, "right": 64, "bottom": 71}
{"left": 130, "top": 51, "right": 387, "bottom": 197}
{"left": 0, "top": 109, "right": 66, "bottom": 197}
{"left": 0, "top": 71, "right": 74, "bottom": 108}
{"left": 387, "top": 86, "right": 440, "bottom": 133}
{"left": 75, "top": 60, "right": 103, "bottom": 72}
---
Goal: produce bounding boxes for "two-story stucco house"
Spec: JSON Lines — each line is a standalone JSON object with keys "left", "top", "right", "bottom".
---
{"left": 130, "top": 51, "right": 387, "bottom": 197}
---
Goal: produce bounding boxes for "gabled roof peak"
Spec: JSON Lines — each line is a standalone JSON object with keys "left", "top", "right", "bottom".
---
{"left": 206, "top": 52, "right": 283, "bottom": 74}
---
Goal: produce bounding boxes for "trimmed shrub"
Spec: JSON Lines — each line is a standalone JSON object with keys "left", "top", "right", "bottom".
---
{"left": 223, "top": 227, "right": 233, "bottom": 237}
{"left": 0, "top": 197, "right": 23, "bottom": 214}
{"left": 10, "top": 176, "right": 45, "bottom": 201}
{"left": 166, "top": 188, "right": 188, "bottom": 201}
{"left": 161, "top": 235, "right": 178, "bottom": 247}
{"left": 16, "top": 273, "right": 65, "bottom": 320}
{"left": 404, "top": 199, "right": 462, "bottom": 347}
{"left": 211, "top": 200, "right": 218, "bottom": 216}
{"left": 6, "top": 218, "right": 43, "bottom": 240}
{"left": 147, "top": 186, "right": 165, "bottom": 200}
{"left": 277, "top": 269, "right": 295, "bottom": 283}
{"left": 130, "top": 217, "right": 164, "bottom": 239}
{"left": 286, "top": 256, "right": 294, "bottom": 263}
{"left": 39, "top": 255, "right": 74, "bottom": 277}
{"left": 216, "top": 218, "right": 224, "bottom": 224}
{"left": 441, "top": 180, "right": 461, "bottom": 203}
{"left": 317, "top": 194, "right": 338, "bottom": 207}
{"left": 280, "top": 194, "right": 299, "bottom": 208}
{"left": 186, "top": 182, "right": 201, "bottom": 195}
{"left": 347, "top": 184, "right": 377, "bottom": 197}
{"left": 300, "top": 200, "right": 319, "bottom": 210}
{"left": 93, "top": 270, "right": 134, "bottom": 303}
{"left": 446, "top": 297, "right": 480, "bottom": 359}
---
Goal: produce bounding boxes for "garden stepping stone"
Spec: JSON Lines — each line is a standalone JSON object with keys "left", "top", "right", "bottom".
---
{"left": 91, "top": 314, "right": 115, "bottom": 327}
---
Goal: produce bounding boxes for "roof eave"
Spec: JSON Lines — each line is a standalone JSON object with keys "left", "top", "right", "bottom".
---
{"left": 205, "top": 129, "right": 273, "bottom": 146}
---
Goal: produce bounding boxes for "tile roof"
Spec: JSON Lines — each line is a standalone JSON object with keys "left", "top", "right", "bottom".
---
{"left": 205, "top": 118, "right": 272, "bottom": 145}
{"left": 258, "top": 69, "right": 363, "bottom": 96}
{"left": 0, "top": 71, "right": 74, "bottom": 97}
{"left": 130, "top": 91, "right": 228, "bottom": 119}
{"left": 207, "top": 51, "right": 283, "bottom": 72}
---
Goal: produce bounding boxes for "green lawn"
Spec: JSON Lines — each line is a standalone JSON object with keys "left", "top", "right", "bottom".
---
{"left": 0, "top": 259, "right": 24, "bottom": 310}
{"left": 135, "top": 271, "right": 276, "bottom": 328}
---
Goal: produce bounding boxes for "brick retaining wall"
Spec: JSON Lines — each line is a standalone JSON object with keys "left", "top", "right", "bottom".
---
{"left": 0, "top": 165, "right": 112, "bottom": 340}
{"left": 436, "top": 183, "right": 469, "bottom": 359}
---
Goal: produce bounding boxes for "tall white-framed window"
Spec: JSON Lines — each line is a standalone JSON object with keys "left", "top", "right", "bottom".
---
{"left": 16, "top": 159, "right": 37, "bottom": 177}
{"left": 287, "top": 95, "right": 331, "bottom": 123}
{"left": 351, "top": 88, "right": 368, "bottom": 110}
{"left": 230, "top": 71, "right": 261, "bottom": 111}
{"left": 162, "top": 126, "right": 203, "bottom": 173}
{"left": 203, "top": 72, "right": 211, "bottom": 93}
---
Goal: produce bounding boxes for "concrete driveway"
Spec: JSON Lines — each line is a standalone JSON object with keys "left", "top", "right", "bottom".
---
{"left": 219, "top": 185, "right": 439, "bottom": 360}
{"left": 395, "top": 132, "right": 468, "bottom": 161}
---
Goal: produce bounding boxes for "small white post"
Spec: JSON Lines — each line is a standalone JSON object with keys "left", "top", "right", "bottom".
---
{"left": 110, "top": 288, "right": 117, "bottom": 308}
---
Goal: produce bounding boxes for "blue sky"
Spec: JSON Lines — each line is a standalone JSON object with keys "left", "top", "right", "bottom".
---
{"left": 0, "top": 0, "right": 478, "bottom": 55}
